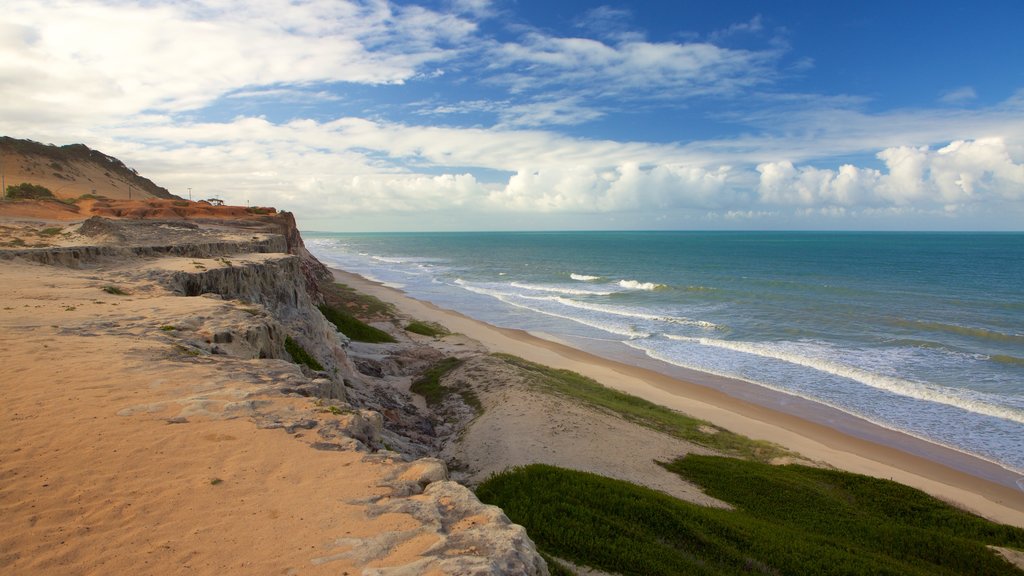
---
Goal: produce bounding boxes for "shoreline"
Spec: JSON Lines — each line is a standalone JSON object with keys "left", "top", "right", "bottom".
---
{"left": 328, "top": 266, "right": 1024, "bottom": 527}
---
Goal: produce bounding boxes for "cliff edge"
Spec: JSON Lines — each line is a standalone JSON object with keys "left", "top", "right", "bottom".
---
{"left": 0, "top": 215, "right": 547, "bottom": 575}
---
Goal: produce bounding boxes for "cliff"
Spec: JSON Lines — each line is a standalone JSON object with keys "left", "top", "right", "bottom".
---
{"left": 0, "top": 215, "right": 547, "bottom": 575}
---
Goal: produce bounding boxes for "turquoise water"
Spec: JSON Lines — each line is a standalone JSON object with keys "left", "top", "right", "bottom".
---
{"left": 305, "top": 231, "right": 1024, "bottom": 476}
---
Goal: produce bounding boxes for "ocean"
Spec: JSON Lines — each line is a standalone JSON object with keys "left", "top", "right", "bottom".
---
{"left": 304, "top": 231, "right": 1024, "bottom": 479}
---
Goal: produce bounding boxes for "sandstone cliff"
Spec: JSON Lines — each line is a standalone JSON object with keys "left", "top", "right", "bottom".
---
{"left": 0, "top": 215, "right": 547, "bottom": 575}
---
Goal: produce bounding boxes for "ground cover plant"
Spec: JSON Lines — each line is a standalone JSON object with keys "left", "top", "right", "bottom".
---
{"left": 285, "top": 335, "right": 323, "bottom": 371}
{"left": 477, "top": 458, "right": 1024, "bottom": 576}
{"left": 405, "top": 320, "right": 450, "bottom": 338}
{"left": 410, "top": 357, "right": 482, "bottom": 412}
{"left": 319, "top": 281, "right": 396, "bottom": 321}
{"left": 318, "top": 303, "right": 396, "bottom": 343}
{"left": 493, "top": 354, "right": 790, "bottom": 462}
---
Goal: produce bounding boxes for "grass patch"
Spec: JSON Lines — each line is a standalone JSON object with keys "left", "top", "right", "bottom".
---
{"left": 319, "top": 303, "right": 396, "bottom": 343}
{"left": 409, "top": 357, "right": 482, "bottom": 411}
{"left": 102, "top": 285, "right": 130, "bottom": 295}
{"left": 285, "top": 335, "right": 324, "bottom": 371}
{"left": 159, "top": 325, "right": 176, "bottom": 331}
{"left": 493, "top": 354, "right": 789, "bottom": 462}
{"left": 477, "top": 459, "right": 1024, "bottom": 576}
{"left": 38, "top": 227, "right": 62, "bottom": 236}
{"left": 210, "top": 478, "right": 223, "bottom": 485}
{"left": 318, "top": 281, "right": 396, "bottom": 321}
{"left": 405, "top": 320, "right": 451, "bottom": 338}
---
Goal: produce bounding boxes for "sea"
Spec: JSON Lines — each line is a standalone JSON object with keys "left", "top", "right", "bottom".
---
{"left": 304, "top": 231, "right": 1024, "bottom": 482}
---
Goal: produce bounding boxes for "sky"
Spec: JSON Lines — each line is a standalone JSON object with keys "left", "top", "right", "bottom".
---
{"left": 3, "top": 0, "right": 1024, "bottom": 231}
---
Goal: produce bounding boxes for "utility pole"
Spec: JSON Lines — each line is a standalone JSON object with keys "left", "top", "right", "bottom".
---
{"left": 188, "top": 187, "right": 192, "bottom": 201}
{"left": 128, "top": 183, "right": 132, "bottom": 200}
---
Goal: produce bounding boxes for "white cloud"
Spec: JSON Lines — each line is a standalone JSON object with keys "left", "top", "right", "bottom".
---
{"left": 757, "top": 137, "right": 1024, "bottom": 212}
{"left": 0, "top": 0, "right": 474, "bottom": 130}
{"left": 489, "top": 32, "right": 779, "bottom": 98}
{"left": 496, "top": 96, "right": 606, "bottom": 128}
{"left": 940, "top": 86, "right": 978, "bottom": 104}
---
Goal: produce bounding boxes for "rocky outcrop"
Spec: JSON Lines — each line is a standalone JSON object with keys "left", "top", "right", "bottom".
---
{"left": 332, "top": 460, "right": 548, "bottom": 575}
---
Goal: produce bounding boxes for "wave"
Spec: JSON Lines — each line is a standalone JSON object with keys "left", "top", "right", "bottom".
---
{"left": 666, "top": 335, "right": 1024, "bottom": 425}
{"left": 371, "top": 255, "right": 407, "bottom": 264}
{"left": 510, "top": 281, "right": 615, "bottom": 296}
{"left": 892, "top": 318, "right": 1024, "bottom": 344}
{"left": 990, "top": 354, "right": 1024, "bottom": 367}
{"left": 453, "top": 279, "right": 649, "bottom": 338}
{"left": 518, "top": 294, "right": 718, "bottom": 329}
{"left": 618, "top": 279, "right": 667, "bottom": 291}
{"left": 570, "top": 273, "right": 602, "bottom": 282}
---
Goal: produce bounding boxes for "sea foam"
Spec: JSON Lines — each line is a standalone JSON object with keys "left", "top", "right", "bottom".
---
{"left": 618, "top": 279, "right": 666, "bottom": 291}
{"left": 510, "top": 281, "right": 616, "bottom": 296}
{"left": 666, "top": 335, "right": 1024, "bottom": 425}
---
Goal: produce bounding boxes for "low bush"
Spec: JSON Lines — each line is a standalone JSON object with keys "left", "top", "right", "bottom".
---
{"left": 6, "top": 183, "right": 55, "bottom": 200}
{"left": 477, "top": 459, "right": 1024, "bottom": 576}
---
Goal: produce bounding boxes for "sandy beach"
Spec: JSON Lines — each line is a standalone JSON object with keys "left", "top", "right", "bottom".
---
{"left": 1, "top": 206, "right": 1021, "bottom": 575}
{"left": 328, "top": 267, "right": 1024, "bottom": 528}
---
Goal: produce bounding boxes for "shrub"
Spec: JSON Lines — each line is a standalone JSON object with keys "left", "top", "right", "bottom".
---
{"left": 6, "top": 183, "right": 55, "bottom": 200}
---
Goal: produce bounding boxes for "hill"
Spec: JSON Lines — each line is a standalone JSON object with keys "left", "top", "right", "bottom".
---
{"left": 0, "top": 136, "right": 181, "bottom": 201}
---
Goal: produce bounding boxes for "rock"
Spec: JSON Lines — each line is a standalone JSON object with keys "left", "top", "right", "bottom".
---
{"left": 332, "top": 479, "right": 548, "bottom": 575}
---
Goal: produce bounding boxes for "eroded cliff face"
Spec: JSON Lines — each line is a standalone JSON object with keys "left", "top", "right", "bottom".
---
{"left": 0, "top": 216, "right": 548, "bottom": 575}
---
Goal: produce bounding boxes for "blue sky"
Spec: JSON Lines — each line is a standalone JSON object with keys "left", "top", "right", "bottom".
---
{"left": 3, "top": 0, "right": 1023, "bottom": 230}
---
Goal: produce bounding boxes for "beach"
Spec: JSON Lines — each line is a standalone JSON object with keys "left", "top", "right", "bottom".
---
{"left": 328, "top": 266, "right": 1024, "bottom": 527}
{"left": 2, "top": 207, "right": 1022, "bottom": 575}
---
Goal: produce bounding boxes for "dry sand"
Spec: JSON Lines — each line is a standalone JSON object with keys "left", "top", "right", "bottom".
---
{"left": 0, "top": 249, "right": 537, "bottom": 575}
{"left": 330, "top": 268, "right": 1024, "bottom": 528}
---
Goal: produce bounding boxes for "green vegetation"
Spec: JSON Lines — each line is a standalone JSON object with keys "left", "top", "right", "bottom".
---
{"left": 493, "top": 354, "right": 789, "bottom": 462}
{"left": 319, "top": 281, "right": 396, "bottom": 320}
{"left": 38, "top": 227, "right": 63, "bottom": 236}
{"left": 6, "top": 182, "right": 55, "bottom": 200}
{"left": 477, "top": 459, "right": 1024, "bottom": 576}
{"left": 319, "top": 303, "right": 396, "bottom": 343}
{"left": 210, "top": 478, "right": 223, "bottom": 485}
{"left": 405, "top": 320, "right": 451, "bottom": 338}
{"left": 159, "top": 325, "right": 176, "bottom": 331}
{"left": 410, "top": 357, "right": 481, "bottom": 411}
{"left": 285, "top": 335, "right": 324, "bottom": 371}
{"left": 245, "top": 206, "right": 275, "bottom": 215}
{"left": 102, "top": 285, "right": 130, "bottom": 295}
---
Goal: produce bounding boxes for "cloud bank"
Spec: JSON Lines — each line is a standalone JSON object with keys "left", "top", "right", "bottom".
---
{"left": 2, "top": 0, "right": 1023, "bottom": 230}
